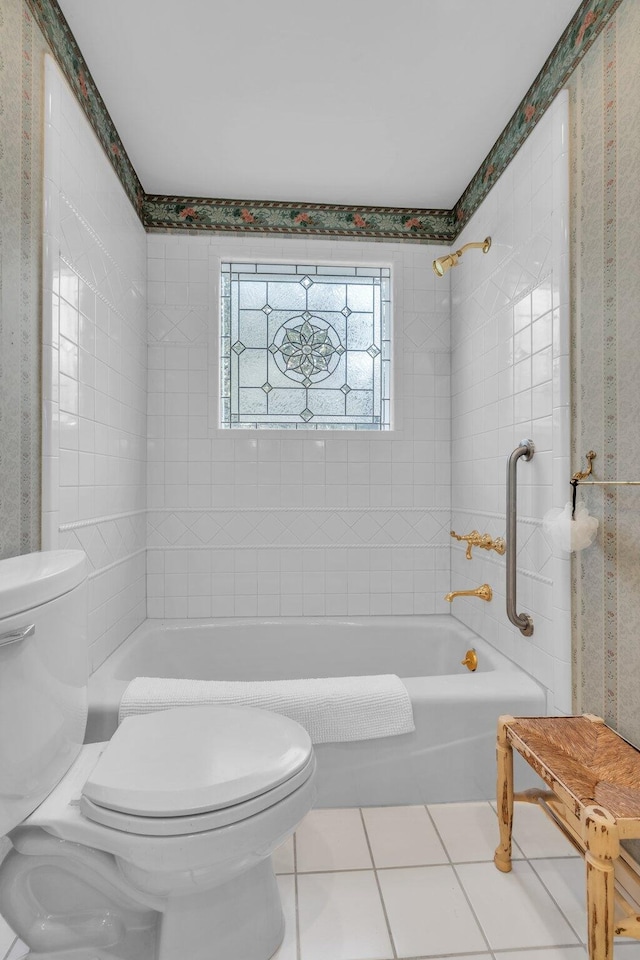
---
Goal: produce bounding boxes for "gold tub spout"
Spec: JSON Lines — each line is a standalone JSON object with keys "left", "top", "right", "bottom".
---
{"left": 444, "top": 584, "right": 493, "bottom": 603}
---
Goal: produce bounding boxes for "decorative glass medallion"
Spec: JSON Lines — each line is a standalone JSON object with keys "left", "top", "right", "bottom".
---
{"left": 272, "top": 317, "right": 341, "bottom": 383}
{"left": 220, "top": 262, "right": 391, "bottom": 430}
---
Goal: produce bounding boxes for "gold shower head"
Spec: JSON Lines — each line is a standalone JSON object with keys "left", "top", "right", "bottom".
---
{"left": 433, "top": 237, "right": 491, "bottom": 277}
{"left": 433, "top": 252, "right": 459, "bottom": 277}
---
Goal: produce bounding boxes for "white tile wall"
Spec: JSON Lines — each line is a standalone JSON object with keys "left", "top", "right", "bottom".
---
{"left": 146, "top": 235, "right": 452, "bottom": 616}
{"left": 449, "top": 91, "right": 571, "bottom": 712}
{"left": 42, "top": 57, "right": 147, "bottom": 669}
{"left": 39, "top": 63, "right": 570, "bottom": 692}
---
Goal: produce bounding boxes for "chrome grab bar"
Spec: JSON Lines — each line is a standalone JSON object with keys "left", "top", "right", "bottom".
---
{"left": 506, "top": 440, "right": 534, "bottom": 636}
{"left": 0, "top": 623, "right": 35, "bottom": 648}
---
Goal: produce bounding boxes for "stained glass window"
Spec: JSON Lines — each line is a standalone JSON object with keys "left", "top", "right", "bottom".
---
{"left": 220, "top": 263, "right": 391, "bottom": 430}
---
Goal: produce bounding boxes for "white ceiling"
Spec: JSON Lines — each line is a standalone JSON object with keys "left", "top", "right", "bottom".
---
{"left": 58, "top": 0, "right": 582, "bottom": 209}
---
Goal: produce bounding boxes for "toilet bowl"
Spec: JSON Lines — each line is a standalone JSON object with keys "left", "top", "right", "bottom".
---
{"left": 0, "top": 552, "right": 316, "bottom": 960}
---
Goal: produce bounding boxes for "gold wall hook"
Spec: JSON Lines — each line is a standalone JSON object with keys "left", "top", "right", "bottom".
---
{"left": 450, "top": 530, "right": 506, "bottom": 560}
{"left": 572, "top": 450, "right": 596, "bottom": 481}
{"left": 444, "top": 584, "right": 493, "bottom": 603}
{"left": 461, "top": 649, "right": 478, "bottom": 672}
{"left": 570, "top": 449, "right": 640, "bottom": 486}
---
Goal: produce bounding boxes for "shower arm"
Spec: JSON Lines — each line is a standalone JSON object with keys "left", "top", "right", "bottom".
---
{"left": 454, "top": 239, "right": 491, "bottom": 257}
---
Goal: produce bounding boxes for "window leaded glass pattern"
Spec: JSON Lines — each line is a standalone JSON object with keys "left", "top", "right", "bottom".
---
{"left": 220, "top": 263, "right": 391, "bottom": 430}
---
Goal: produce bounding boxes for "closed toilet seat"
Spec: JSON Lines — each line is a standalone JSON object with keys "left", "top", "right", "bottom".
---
{"left": 79, "top": 705, "right": 314, "bottom": 837}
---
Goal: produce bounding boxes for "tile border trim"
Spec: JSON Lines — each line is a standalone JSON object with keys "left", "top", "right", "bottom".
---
{"left": 146, "top": 543, "right": 450, "bottom": 551}
{"left": 87, "top": 548, "right": 146, "bottom": 580}
{"left": 453, "top": 508, "right": 543, "bottom": 528}
{"left": 147, "top": 506, "right": 452, "bottom": 514}
{"left": 58, "top": 509, "right": 148, "bottom": 531}
{"left": 25, "top": 0, "right": 622, "bottom": 242}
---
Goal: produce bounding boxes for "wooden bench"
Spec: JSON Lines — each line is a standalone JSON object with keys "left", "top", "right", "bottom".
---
{"left": 494, "top": 714, "right": 640, "bottom": 960}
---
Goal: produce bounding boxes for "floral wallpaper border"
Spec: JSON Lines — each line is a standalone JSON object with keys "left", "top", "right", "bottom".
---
{"left": 25, "top": 0, "right": 624, "bottom": 242}
{"left": 22, "top": 0, "right": 144, "bottom": 219}
{"left": 143, "top": 197, "right": 456, "bottom": 243}
{"left": 453, "top": 0, "right": 624, "bottom": 232}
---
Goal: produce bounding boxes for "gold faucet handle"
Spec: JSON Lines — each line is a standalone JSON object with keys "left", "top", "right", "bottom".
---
{"left": 461, "top": 649, "right": 478, "bottom": 672}
{"left": 450, "top": 529, "right": 479, "bottom": 559}
{"left": 450, "top": 529, "right": 506, "bottom": 559}
{"left": 483, "top": 535, "right": 506, "bottom": 556}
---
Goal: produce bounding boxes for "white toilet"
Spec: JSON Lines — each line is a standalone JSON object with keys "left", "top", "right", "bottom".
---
{"left": 0, "top": 550, "right": 316, "bottom": 960}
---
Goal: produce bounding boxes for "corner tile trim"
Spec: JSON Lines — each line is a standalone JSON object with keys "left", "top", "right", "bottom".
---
{"left": 58, "top": 508, "right": 148, "bottom": 531}
{"left": 87, "top": 548, "right": 147, "bottom": 580}
{"left": 23, "top": 0, "right": 144, "bottom": 219}
{"left": 27, "top": 0, "right": 622, "bottom": 242}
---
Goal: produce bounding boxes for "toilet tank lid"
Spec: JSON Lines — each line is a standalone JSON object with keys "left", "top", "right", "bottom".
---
{"left": 0, "top": 550, "right": 87, "bottom": 617}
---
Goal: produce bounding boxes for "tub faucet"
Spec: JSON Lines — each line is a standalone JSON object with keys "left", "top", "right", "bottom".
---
{"left": 444, "top": 584, "right": 493, "bottom": 603}
{"left": 450, "top": 530, "right": 506, "bottom": 560}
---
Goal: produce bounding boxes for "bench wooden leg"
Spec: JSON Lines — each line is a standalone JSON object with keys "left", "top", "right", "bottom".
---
{"left": 584, "top": 806, "right": 618, "bottom": 960}
{"left": 494, "top": 715, "right": 514, "bottom": 873}
{"left": 585, "top": 852, "right": 615, "bottom": 960}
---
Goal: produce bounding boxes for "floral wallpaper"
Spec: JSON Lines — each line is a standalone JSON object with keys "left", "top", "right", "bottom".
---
{"left": 0, "top": 0, "right": 46, "bottom": 558}
{"left": 569, "top": 0, "right": 640, "bottom": 746}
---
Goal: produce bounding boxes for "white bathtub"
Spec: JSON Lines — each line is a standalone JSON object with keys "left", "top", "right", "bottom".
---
{"left": 86, "top": 615, "right": 545, "bottom": 806}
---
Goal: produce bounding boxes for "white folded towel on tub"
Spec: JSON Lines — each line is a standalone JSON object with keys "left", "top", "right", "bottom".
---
{"left": 118, "top": 675, "right": 415, "bottom": 744}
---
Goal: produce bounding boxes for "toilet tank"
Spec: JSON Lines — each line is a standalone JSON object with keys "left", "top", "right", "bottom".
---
{"left": 0, "top": 550, "right": 88, "bottom": 835}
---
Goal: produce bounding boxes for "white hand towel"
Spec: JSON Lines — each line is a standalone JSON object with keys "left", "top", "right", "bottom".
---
{"left": 119, "top": 675, "right": 415, "bottom": 744}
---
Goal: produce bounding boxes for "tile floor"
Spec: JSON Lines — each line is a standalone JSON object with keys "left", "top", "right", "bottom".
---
{"left": 2, "top": 801, "right": 640, "bottom": 959}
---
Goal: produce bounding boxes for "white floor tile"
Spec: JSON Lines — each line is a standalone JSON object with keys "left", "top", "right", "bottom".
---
{"left": 498, "top": 949, "right": 587, "bottom": 960}
{"left": 362, "top": 805, "right": 447, "bottom": 868}
{"left": 615, "top": 945, "right": 640, "bottom": 958}
{"left": 378, "top": 865, "right": 487, "bottom": 958}
{"left": 529, "top": 857, "right": 586, "bottom": 941}
{"left": 0, "top": 916, "right": 15, "bottom": 960}
{"left": 273, "top": 835, "right": 295, "bottom": 874}
{"left": 428, "top": 801, "right": 524, "bottom": 863}
{"left": 296, "top": 808, "right": 372, "bottom": 873}
{"left": 531, "top": 855, "right": 640, "bottom": 951}
{"left": 3, "top": 941, "right": 26, "bottom": 960}
{"left": 410, "top": 956, "right": 490, "bottom": 960}
{"left": 508, "top": 801, "right": 580, "bottom": 859}
{"left": 456, "top": 860, "right": 579, "bottom": 949}
{"left": 297, "top": 870, "right": 393, "bottom": 960}
{"left": 273, "top": 874, "right": 297, "bottom": 960}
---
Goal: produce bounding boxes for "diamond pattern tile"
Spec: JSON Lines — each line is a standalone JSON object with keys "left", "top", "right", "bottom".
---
{"left": 58, "top": 513, "right": 146, "bottom": 572}
{"left": 147, "top": 509, "right": 451, "bottom": 548}
{"left": 148, "top": 306, "right": 208, "bottom": 342}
